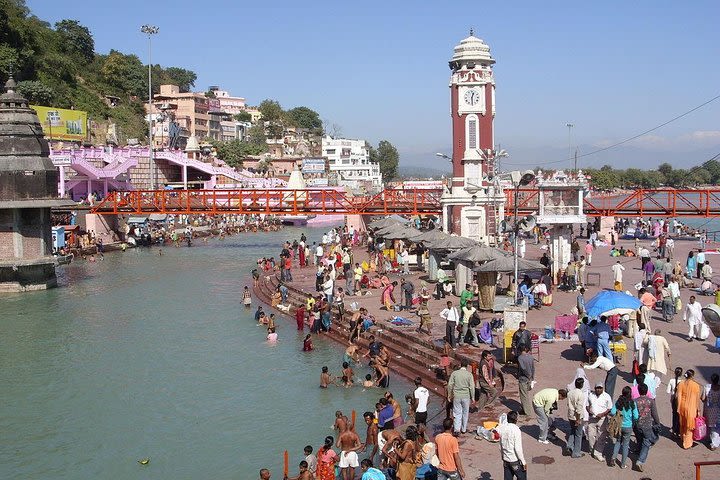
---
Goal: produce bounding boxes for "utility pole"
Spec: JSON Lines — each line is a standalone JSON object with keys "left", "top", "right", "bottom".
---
{"left": 566, "top": 122, "right": 574, "bottom": 170}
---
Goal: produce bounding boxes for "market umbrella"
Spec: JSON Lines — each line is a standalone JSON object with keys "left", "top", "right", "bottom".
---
{"left": 414, "top": 229, "right": 450, "bottom": 246}
{"left": 702, "top": 304, "right": 720, "bottom": 338}
{"left": 448, "top": 244, "right": 510, "bottom": 263}
{"left": 584, "top": 290, "right": 642, "bottom": 318}
{"left": 472, "top": 256, "right": 545, "bottom": 273}
{"left": 368, "top": 215, "right": 411, "bottom": 229}
{"left": 374, "top": 224, "right": 417, "bottom": 239}
{"left": 426, "top": 234, "right": 478, "bottom": 251}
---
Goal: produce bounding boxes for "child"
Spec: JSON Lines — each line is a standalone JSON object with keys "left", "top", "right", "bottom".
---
{"left": 320, "top": 366, "right": 336, "bottom": 388}
{"left": 341, "top": 362, "right": 354, "bottom": 387}
{"left": 362, "top": 374, "right": 374, "bottom": 388}
{"left": 266, "top": 327, "right": 278, "bottom": 342}
{"left": 440, "top": 336, "right": 452, "bottom": 379}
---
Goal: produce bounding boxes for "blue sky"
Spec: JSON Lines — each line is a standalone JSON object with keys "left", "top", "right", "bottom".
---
{"left": 27, "top": 0, "right": 720, "bottom": 169}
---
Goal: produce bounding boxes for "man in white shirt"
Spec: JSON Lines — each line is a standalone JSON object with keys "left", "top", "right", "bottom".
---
{"left": 315, "top": 244, "right": 324, "bottom": 265}
{"left": 412, "top": 377, "right": 430, "bottom": 425}
{"left": 585, "top": 383, "right": 613, "bottom": 462}
{"left": 498, "top": 411, "right": 527, "bottom": 479}
{"left": 701, "top": 261, "right": 713, "bottom": 281}
{"left": 611, "top": 260, "right": 625, "bottom": 291}
{"left": 440, "top": 301, "right": 460, "bottom": 349}
{"left": 666, "top": 237, "right": 675, "bottom": 258}
{"left": 582, "top": 354, "right": 618, "bottom": 398}
{"left": 683, "top": 295, "right": 704, "bottom": 341}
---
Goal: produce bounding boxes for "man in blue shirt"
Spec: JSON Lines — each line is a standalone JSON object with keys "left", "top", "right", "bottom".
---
{"left": 377, "top": 398, "right": 394, "bottom": 430}
{"left": 360, "top": 458, "right": 386, "bottom": 479}
{"left": 594, "top": 316, "right": 613, "bottom": 360}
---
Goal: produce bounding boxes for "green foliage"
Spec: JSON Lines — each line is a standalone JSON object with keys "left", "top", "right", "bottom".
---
{"left": 100, "top": 50, "right": 147, "bottom": 98}
{"left": 0, "top": 44, "right": 20, "bottom": 74}
{"left": 160, "top": 67, "right": 196, "bottom": 92}
{"left": 258, "top": 99, "right": 283, "bottom": 122}
{"left": 286, "top": 106, "right": 322, "bottom": 130}
{"left": 205, "top": 89, "right": 216, "bottom": 98}
{"left": 374, "top": 140, "right": 399, "bottom": 181}
{"left": 55, "top": 19, "right": 94, "bottom": 62}
{"left": 16, "top": 80, "right": 54, "bottom": 104}
{"left": 234, "top": 111, "right": 252, "bottom": 122}
{"left": 585, "top": 161, "right": 719, "bottom": 191}
{"left": 248, "top": 124, "right": 268, "bottom": 148}
{"left": 210, "top": 139, "right": 266, "bottom": 167}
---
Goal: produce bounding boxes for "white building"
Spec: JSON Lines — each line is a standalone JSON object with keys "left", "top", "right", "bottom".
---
{"left": 321, "top": 136, "right": 382, "bottom": 191}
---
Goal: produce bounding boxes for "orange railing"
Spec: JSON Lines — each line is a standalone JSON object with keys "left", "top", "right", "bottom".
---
{"left": 695, "top": 461, "right": 720, "bottom": 480}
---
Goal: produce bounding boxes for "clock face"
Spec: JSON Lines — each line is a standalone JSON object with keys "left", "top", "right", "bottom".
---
{"left": 464, "top": 88, "right": 480, "bottom": 106}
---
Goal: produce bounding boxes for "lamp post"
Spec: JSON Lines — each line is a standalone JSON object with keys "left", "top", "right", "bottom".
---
{"left": 141, "top": 24, "right": 159, "bottom": 189}
{"left": 435, "top": 152, "right": 453, "bottom": 193}
{"left": 566, "top": 122, "right": 574, "bottom": 171}
{"left": 512, "top": 171, "right": 536, "bottom": 303}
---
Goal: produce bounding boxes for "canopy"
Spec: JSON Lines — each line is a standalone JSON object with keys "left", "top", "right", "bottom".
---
{"left": 426, "top": 234, "right": 477, "bottom": 251}
{"left": 472, "top": 256, "right": 545, "bottom": 273}
{"left": 448, "top": 245, "right": 510, "bottom": 263}
{"left": 414, "top": 229, "right": 450, "bottom": 246}
{"left": 368, "top": 215, "right": 411, "bottom": 229}
{"left": 585, "top": 290, "right": 642, "bottom": 318}
{"left": 374, "top": 224, "right": 418, "bottom": 239}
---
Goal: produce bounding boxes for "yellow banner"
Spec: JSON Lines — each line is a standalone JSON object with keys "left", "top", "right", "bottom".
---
{"left": 31, "top": 105, "right": 88, "bottom": 142}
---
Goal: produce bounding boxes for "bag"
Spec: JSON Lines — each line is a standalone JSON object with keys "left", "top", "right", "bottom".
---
{"left": 694, "top": 416, "right": 708, "bottom": 441}
{"left": 542, "top": 293, "right": 553, "bottom": 306}
{"left": 607, "top": 410, "right": 624, "bottom": 438}
{"left": 699, "top": 322, "right": 710, "bottom": 341}
{"left": 632, "top": 359, "right": 640, "bottom": 377}
{"left": 675, "top": 297, "right": 682, "bottom": 311}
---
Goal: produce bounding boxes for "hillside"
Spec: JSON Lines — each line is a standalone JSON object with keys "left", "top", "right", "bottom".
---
{"left": 0, "top": 0, "right": 197, "bottom": 143}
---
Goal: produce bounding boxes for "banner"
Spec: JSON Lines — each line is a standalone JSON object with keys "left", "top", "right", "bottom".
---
{"left": 31, "top": 105, "right": 88, "bottom": 142}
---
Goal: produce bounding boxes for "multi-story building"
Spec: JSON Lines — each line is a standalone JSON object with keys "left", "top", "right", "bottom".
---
{"left": 321, "top": 136, "right": 382, "bottom": 191}
{"left": 207, "top": 86, "right": 246, "bottom": 115}
{"left": 153, "top": 84, "right": 211, "bottom": 140}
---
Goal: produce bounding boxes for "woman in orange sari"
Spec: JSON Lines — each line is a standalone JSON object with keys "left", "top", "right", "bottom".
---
{"left": 676, "top": 369, "right": 702, "bottom": 449}
{"left": 316, "top": 436, "right": 338, "bottom": 480}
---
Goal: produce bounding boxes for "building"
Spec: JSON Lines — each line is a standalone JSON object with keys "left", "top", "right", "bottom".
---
{"left": 207, "top": 86, "right": 246, "bottom": 115}
{"left": 0, "top": 76, "right": 73, "bottom": 292}
{"left": 440, "top": 30, "right": 505, "bottom": 243}
{"left": 321, "top": 136, "right": 382, "bottom": 192}
{"left": 153, "top": 85, "right": 211, "bottom": 140}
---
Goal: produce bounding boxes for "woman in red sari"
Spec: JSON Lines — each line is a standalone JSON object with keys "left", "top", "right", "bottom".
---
{"left": 316, "top": 436, "right": 338, "bottom": 480}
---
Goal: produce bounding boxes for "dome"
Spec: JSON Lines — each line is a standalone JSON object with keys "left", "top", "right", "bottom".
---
{"left": 450, "top": 30, "right": 495, "bottom": 66}
{"left": 184, "top": 135, "right": 200, "bottom": 152}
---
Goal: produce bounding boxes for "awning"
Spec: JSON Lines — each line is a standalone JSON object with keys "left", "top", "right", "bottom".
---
{"left": 148, "top": 214, "right": 168, "bottom": 221}
{"left": 127, "top": 215, "right": 148, "bottom": 224}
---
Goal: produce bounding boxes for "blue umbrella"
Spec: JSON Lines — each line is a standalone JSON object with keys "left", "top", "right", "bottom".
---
{"left": 585, "top": 290, "right": 642, "bottom": 318}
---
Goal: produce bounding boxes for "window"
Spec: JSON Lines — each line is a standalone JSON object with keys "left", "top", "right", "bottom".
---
{"left": 467, "top": 114, "right": 478, "bottom": 149}
{"left": 325, "top": 149, "right": 336, "bottom": 155}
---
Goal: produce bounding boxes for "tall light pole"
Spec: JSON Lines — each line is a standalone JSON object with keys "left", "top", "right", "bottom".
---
{"left": 435, "top": 152, "right": 453, "bottom": 193}
{"left": 141, "top": 24, "right": 159, "bottom": 189}
{"left": 565, "top": 122, "right": 574, "bottom": 171}
{"left": 511, "top": 170, "right": 536, "bottom": 304}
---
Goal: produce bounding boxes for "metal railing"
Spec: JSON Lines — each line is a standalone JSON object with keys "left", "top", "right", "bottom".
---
{"left": 695, "top": 461, "right": 720, "bottom": 480}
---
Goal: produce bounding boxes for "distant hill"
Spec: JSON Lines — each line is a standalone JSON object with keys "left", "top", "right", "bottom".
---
{"left": 398, "top": 165, "right": 450, "bottom": 179}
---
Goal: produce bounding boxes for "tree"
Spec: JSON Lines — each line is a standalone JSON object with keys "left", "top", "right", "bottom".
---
{"left": 286, "top": 106, "right": 322, "bottom": 130}
{"left": 210, "top": 139, "right": 267, "bottom": 168}
{"left": 55, "top": 19, "right": 94, "bottom": 62}
{"left": 17, "top": 80, "right": 55, "bottom": 104}
{"left": 258, "top": 99, "right": 283, "bottom": 122}
{"left": 248, "top": 124, "right": 267, "bottom": 148}
{"left": 0, "top": 44, "right": 20, "bottom": 75}
{"left": 658, "top": 162, "right": 673, "bottom": 178}
{"left": 205, "top": 89, "right": 216, "bottom": 98}
{"left": 161, "top": 67, "right": 196, "bottom": 92}
{"left": 234, "top": 111, "right": 252, "bottom": 122}
{"left": 375, "top": 140, "right": 399, "bottom": 181}
{"left": 100, "top": 50, "right": 146, "bottom": 98}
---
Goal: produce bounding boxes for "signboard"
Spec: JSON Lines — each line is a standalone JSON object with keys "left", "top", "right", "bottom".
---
{"left": 31, "top": 105, "right": 88, "bottom": 142}
{"left": 302, "top": 158, "right": 326, "bottom": 174}
{"left": 51, "top": 156, "right": 72, "bottom": 166}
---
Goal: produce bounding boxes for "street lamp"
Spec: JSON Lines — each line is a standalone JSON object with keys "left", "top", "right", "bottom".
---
{"left": 436, "top": 152, "right": 453, "bottom": 193}
{"left": 511, "top": 170, "right": 536, "bottom": 304}
{"left": 141, "top": 24, "right": 159, "bottom": 189}
{"left": 566, "top": 122, "right": 574, "bottom": 171}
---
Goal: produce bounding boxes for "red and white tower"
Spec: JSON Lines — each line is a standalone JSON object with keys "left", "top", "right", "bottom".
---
{"left": 441, "top": 30, "right": 504, "bottom": 243}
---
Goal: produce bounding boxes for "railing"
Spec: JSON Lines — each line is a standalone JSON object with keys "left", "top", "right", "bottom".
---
{"left": 695, "top": 461, "right": 720, "bottom": 480}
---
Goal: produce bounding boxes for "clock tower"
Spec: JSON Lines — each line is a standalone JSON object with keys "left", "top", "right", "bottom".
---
{"left": 441, "top": 30, "right": 504, "bottom": 244}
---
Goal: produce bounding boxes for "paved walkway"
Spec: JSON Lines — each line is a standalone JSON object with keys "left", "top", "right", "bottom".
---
{"left": 268, "top": 234, "right": 720, "bottom": 479}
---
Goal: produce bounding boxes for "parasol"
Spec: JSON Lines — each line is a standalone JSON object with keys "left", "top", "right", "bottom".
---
{"left": 584, "top": 290, "right": 642, "bottom": 318}
{"left": 426, "top": 234, "right": 477, "bottom": 251}
{"left": 448, "top": 244, "right": 510, "bottom": 263}
{"left": 472, "top": 256, "right": 545, "bottom": 273}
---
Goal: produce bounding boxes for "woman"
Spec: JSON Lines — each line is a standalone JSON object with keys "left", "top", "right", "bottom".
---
{"left": 395, "top": 427, "right": 419, "bottom": 480}
{"left": 702, "top": 373, "right": 720, "bottom": 450}
{"left": 270, "top": 287, "right": 282, "bottom": 307}
{"left": 266, "top": 327, "right": 278, "bottom": 342}
{"left": 303, "top": 334, "right": 314, "bottom": 351}
{"left": 667, "top": 367, "right": 684, "bottom": 436}
{"left": 381, "top": 281, "right": 397, "bottom": 311}
{"left": 676, "top": 369, "right": 702, "bottom": 449}
{"left": 609, "top": 386, "right": 639, "bottom": 469}
{"left": 316, "top": 436, "right": 338, "bottom": 480}
{"left": 687, "top": 251, "right": 697, "bottom": 278}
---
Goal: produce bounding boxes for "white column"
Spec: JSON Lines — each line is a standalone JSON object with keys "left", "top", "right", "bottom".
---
{"left": 58, "top": 166, "right": 65, "bottom": 197}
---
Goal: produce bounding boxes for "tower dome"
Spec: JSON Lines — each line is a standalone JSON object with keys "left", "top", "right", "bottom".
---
{"left": 450, "top": 29, "right": 495, "bottom": 69}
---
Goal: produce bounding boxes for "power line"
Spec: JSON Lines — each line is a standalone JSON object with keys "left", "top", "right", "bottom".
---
{"left": 503, "top": 93, "right": 720, "bottom": 167}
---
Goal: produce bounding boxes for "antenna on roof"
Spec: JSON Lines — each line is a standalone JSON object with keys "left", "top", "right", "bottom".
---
{"left": 469, "top": 28, "right": 474, "bottom": 36}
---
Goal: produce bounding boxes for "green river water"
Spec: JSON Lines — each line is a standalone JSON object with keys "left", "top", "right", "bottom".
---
{"left": 0, "top": 228, "right": 415, "bottom": 479}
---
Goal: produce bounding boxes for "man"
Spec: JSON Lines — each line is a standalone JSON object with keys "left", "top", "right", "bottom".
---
{"left": 498, "top": 410, "right": 527, "bottom": 480}
{"left": 260, "top": 469, "right": 271, "bottom": 480}
{"left": 334, "top": 410, "right": 349, "bottom": 435}
{"left": 323, "top": 276, "right": 335, "bottom": 304}
{"left": 511, "top": 321, "right": 532, "bottom": 360}
{"left": 459, "top": 283, "right": 474, "bottom": 309}
{"left": 517, "top": 346, "right": 535, "bottom": 416}
{"left": 702, "top": 260, "right": 713, "bottom": 281}
{"left": 283, "top": 461, "right": 312, "bottom": 480}
{"left": 435, "top": 417, "right": 466, "bottom": 480}
{"left": 611, "top": 260, "right": 625, "bottom": 291}
{"left": 594, "top": 316, "right": 612, "bottom": 361}
{"left": 353, "top": 262, "right": 363, "bottom": 292}
{"left": 361, "top": 412, "right": 379, "bottom": 463}
{"left": 412, "top": 377, "right": 430, "bottom": 426}
{"left": 459, "top": 303, "right": 480, "bottom": 346}
{"left": 576, "top": 288, "right": 586, "bottom": 317}
{"left": 532, "top": 388, "right": 567, "bottom": 443}
{"left": 447, "top": 358, "right": 475, "bottom": 435}
{"left": 639, "top": 246, "right": 651, "bottom": 270}
{"left": 666, "top": 237, "right": 675, "bottom": 259}
{"left": 635, "top": 382, "right": 661, "bottom": 472}
{"left": 586, "top": 382, "right": 613, "bottom": 462}
{"left": 571, "top": 239, "right": 580, "bottom": 261}
{"left": 683, "top": 295, "right": 703, "bottom": 341}
{"left": 377, "top": 398, "right": 394, "bottom": 430}
{"left": 254, "top": 306, "right": 264, "bottom": 322}
{"left": 315, "top": 243, "right": 324, "bottom": 266}
{"left": 565, "top": 261, "right": 577, "bottom": 291}
{"left": 359, "top": 459, "right": 385, "bottom": 480}
{"left": 583, "top": 354, "right": 619, "bottom": 398}
{"left": 566, "top": 377, "right": 587, "bottom": 458}
{"left": 578, "top": 256, "right": 587, "bottom": 288}
{"left": 477, "top": 351, "right": 500, "bottom": 410}
{"left": 645, "top": 329, "right": 672, "bottom": 377}
{"left": 400, "top": 278, "right": 415, "bottom": 311}
{"left": 440, "top": 301, "right": 460, "bottom": 349}
{"left": 338, "top": 426, "right": 362, "bottom": 480}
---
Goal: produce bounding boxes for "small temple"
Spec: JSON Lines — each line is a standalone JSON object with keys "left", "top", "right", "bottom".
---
{"left": 0, "top": 76, "right": 73, "bottom": 292}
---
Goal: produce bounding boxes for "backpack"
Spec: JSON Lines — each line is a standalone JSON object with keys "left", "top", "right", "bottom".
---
{"left": 607, "top": 409, "right": 624, "bottom": 438}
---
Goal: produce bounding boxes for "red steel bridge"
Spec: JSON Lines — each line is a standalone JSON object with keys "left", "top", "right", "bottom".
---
{"left": 88, "top": 187, "right": 720, "bottom": 217}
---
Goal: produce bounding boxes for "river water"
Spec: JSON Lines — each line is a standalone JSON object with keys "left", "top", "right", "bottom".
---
{"left": 0, "top": 228, "right": 414, "bottom": 479}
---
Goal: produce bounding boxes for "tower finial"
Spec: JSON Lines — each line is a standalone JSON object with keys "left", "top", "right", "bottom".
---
{"left": 469, "top": 27, "right": 474, "bottom": 36}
